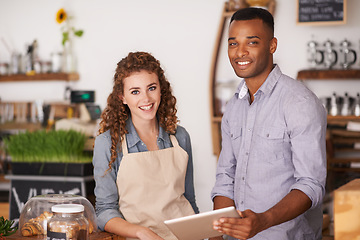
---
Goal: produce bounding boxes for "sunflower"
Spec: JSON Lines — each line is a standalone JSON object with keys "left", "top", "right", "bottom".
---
{"left": 55, "top": 8, "right": 84, "bottom": 46}
{"left": 56, "top": 8, "right": 67, "bottom": 24}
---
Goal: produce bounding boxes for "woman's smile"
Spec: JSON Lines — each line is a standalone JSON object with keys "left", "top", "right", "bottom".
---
{"left": 139, "top": 103, "right": 154, "bottom": 111}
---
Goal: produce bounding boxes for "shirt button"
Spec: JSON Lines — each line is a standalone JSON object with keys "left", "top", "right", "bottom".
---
{"left": 242, "top": 177, "right": 245, "bottom": 181}
{"left": 241, "top": 201, "right": 244, "bottom": 204}
{"left": 267, "top": 134, "right": 270, "bottom": 137}
{"left": 231, "top": 134, "right": 233, "bottom": 138}
{"left": 248, "top": 128, "right": 251, "bottom": 132}
{"left": 245, "top": 152, "right": 249, "bottom": 156}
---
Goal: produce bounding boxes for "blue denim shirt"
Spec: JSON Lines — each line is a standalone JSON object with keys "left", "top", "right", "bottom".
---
{"left": 93, "top": 117, "right": 199, "bottom": 231}
{"left": 211, "top": 65, "right": 327, "bottom": 240}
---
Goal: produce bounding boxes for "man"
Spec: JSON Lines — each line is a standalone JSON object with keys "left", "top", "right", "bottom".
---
{"left": 210, "top": 7, "right": 327, "bottom": 240}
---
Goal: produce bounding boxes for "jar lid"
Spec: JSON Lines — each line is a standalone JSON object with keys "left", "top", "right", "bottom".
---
{"left": 51, "top": 204, "right": 84, "bottom": 213}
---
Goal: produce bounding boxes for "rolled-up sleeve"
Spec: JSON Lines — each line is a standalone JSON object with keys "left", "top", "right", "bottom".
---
{"left": 92, "top": 133, "right": 124, "bottom": 231}
{"left": 211, "top": 101, "right": 237, "bottom": 201}
{"left": 285, "top": 94, "right": 327, "bottom": 208}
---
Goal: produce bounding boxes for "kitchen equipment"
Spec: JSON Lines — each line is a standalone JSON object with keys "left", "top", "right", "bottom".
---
{"left": 307, "top": 39, "right": 324, "bottom": 68}
{"left": 339, "top": 39, "right": 357, "bottom": 69}
{"left": 10, "top": 52, "right": 20, "bottom": 74}
{"left": 51, "top": 52, "right": 62, "bottom": 73}
{"left": 323, "top": 39, "right": 338, "bottom": 69}
{"left": 70, "top": 91, "right": 95, "bottom": 104}
{"left": 0, "top": 63, "right": 9, "bottom": 75}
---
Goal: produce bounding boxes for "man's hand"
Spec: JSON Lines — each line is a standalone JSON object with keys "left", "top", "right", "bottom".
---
{"left": 212, "top": 190, "right": 312, "bottom": 239}
{"left": 213, "top": 209, "right": 268, "bottom": 240}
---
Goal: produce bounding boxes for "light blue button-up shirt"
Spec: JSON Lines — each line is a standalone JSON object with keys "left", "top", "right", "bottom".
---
{"left": 211, "top": 65, "right": 327, "bottom": 240}
{"left": 93, "top": 117, "right": 199, "bottom": 231}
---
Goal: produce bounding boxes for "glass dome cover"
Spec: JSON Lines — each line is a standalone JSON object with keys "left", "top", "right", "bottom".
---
{"left": 19, "top": 194, "right": 97, "bottom": 238}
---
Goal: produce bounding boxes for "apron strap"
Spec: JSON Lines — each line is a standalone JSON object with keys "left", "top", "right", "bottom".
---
{"left": 169, "top": 135, "right": 179, "bottom": 147}
{"left": 121, "top": 136, "right": 129, "bottom": 155}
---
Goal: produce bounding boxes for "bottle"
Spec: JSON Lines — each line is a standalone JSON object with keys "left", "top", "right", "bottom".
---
{"left": 354, "top": 93, "right": 360, "bottom": 117}
{"left": 47, "top": 204, "right": 89, "bottom": 240}
{"left": 330, "top": 92, "right": 338, "bottom": 116}
{"left": 341, "top": 92, "right": 350, "bottom": 116}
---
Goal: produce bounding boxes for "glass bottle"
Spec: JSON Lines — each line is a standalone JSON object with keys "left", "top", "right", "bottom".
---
{"left": 47, "top": 204, "right": 89, "bottom": 240}
{"left": 341, "top": 92, "right": 350, "bottom": 116}
{"left": 330, "top": 92, "right": 338, "bottom": 116}
{"left": 354, "top": 93, "right": 360, "bottom": 117}
{"left": 62, "top": 39, "right": 77, "bottom": 73}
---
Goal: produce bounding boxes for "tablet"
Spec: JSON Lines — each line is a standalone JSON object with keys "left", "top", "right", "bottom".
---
{"left": 164, "top": 206, "right": 240, "bottom": 240}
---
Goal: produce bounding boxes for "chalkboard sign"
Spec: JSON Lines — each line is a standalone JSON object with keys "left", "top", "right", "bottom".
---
{"left": 7, "top": 175, "right": 95, "bottom": 222}
{"left": 297, "top": 0, "right": 347, "bottom": 25}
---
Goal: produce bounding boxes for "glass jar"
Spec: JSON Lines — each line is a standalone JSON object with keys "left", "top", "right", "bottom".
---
{"left": 47, "top": 204, "right": 89, "bottom": 240}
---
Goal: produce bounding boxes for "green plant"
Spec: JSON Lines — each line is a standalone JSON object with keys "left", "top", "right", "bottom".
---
{"left": 4, "top": 129, "right": 92, "bottom": 163}
{"left": 56, "top": 8, "right": 84, "bottom": 46}
{"left": 0, "top": 216, "right": 17, "bottom": 237}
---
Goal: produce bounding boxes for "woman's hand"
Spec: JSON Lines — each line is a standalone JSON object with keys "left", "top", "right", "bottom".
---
{"left": 136, "top": 226, "right": 165, "bottom": 240}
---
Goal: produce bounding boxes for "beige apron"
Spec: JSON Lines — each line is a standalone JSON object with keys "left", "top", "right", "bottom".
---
{"left": 117, "top": 135, "right": 195, "bottom": 240}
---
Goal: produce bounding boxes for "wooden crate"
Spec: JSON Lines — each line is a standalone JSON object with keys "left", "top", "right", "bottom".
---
{"left": 334, "top": 178, "right": 360, "bottom": 239}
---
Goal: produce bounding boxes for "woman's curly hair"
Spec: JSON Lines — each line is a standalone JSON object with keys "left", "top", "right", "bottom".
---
{"left": 98, "top": 52, "right": 178, "bottom": 172}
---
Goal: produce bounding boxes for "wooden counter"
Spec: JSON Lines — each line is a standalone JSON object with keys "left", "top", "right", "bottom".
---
{"left": 6, "top": 231, "right": 125, "bottom": 240}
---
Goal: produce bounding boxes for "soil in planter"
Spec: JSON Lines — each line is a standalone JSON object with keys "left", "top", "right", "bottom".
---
{"left": 10, "top": 162, "right": 93, "bottom": 176}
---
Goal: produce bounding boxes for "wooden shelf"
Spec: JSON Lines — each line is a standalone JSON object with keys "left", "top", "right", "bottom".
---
{"left": 0, "top": 122, "right": 43, "bottom": 132}
{"left": 327, "top": 115, "right": 360, "bottom": 121}
{"left": 0, "top": 72, "right": 79, "bottom": 82}
{"left": 297, "top": 69, "right": 360, "bottom": 80}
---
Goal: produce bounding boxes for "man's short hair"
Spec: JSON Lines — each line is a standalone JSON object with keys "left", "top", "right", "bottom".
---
{"left": 230, "top": 7, "right": 274, "bottom": 36}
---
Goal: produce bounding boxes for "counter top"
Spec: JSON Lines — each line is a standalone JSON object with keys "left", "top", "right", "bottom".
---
{"left": 6, "top": 231, "right": 125, "bottom": 240}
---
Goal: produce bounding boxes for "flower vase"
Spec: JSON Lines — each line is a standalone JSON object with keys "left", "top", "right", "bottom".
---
{"left": 62, "top": 39, "right": 77, "bottom": 73}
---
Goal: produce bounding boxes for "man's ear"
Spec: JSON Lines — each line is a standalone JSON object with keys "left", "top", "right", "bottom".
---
{"left": 270, "top": 37, "right": 277, "bottom": 54}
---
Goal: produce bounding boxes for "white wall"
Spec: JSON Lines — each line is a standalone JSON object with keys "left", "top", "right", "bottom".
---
{"left": 1, "top": 0, "right": 360, "bottom": 212}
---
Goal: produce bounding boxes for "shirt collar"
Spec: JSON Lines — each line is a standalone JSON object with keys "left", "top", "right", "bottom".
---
{"left": 237, "top": 64, "right": 281, "bottom": 99}
{"left": 125, "top": 115, "right": 171, "bottom": 148}
{"left": 238, "top": 81, "right": 249, "bottom": 99}
{"left": 258, "top": 64, "right": 281, "bottom": 96}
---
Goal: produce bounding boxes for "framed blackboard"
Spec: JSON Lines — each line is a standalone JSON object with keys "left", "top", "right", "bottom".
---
{"left": 6, "top": 175, "right": 95, "bottom": 222}
{"left": 297, "top": 0, "right": 347, "bottom": 25}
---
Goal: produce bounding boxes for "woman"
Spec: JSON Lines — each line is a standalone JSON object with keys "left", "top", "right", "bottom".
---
{"left": 93, "top": 51, "right": 199, "bottom": 240}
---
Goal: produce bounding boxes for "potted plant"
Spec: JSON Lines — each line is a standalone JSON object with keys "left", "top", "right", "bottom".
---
{"left": 0, "top": 216, "right": 17, "bottom": 238}
{"left": 3, "top": 129, "right": 93, "bottom": 176}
